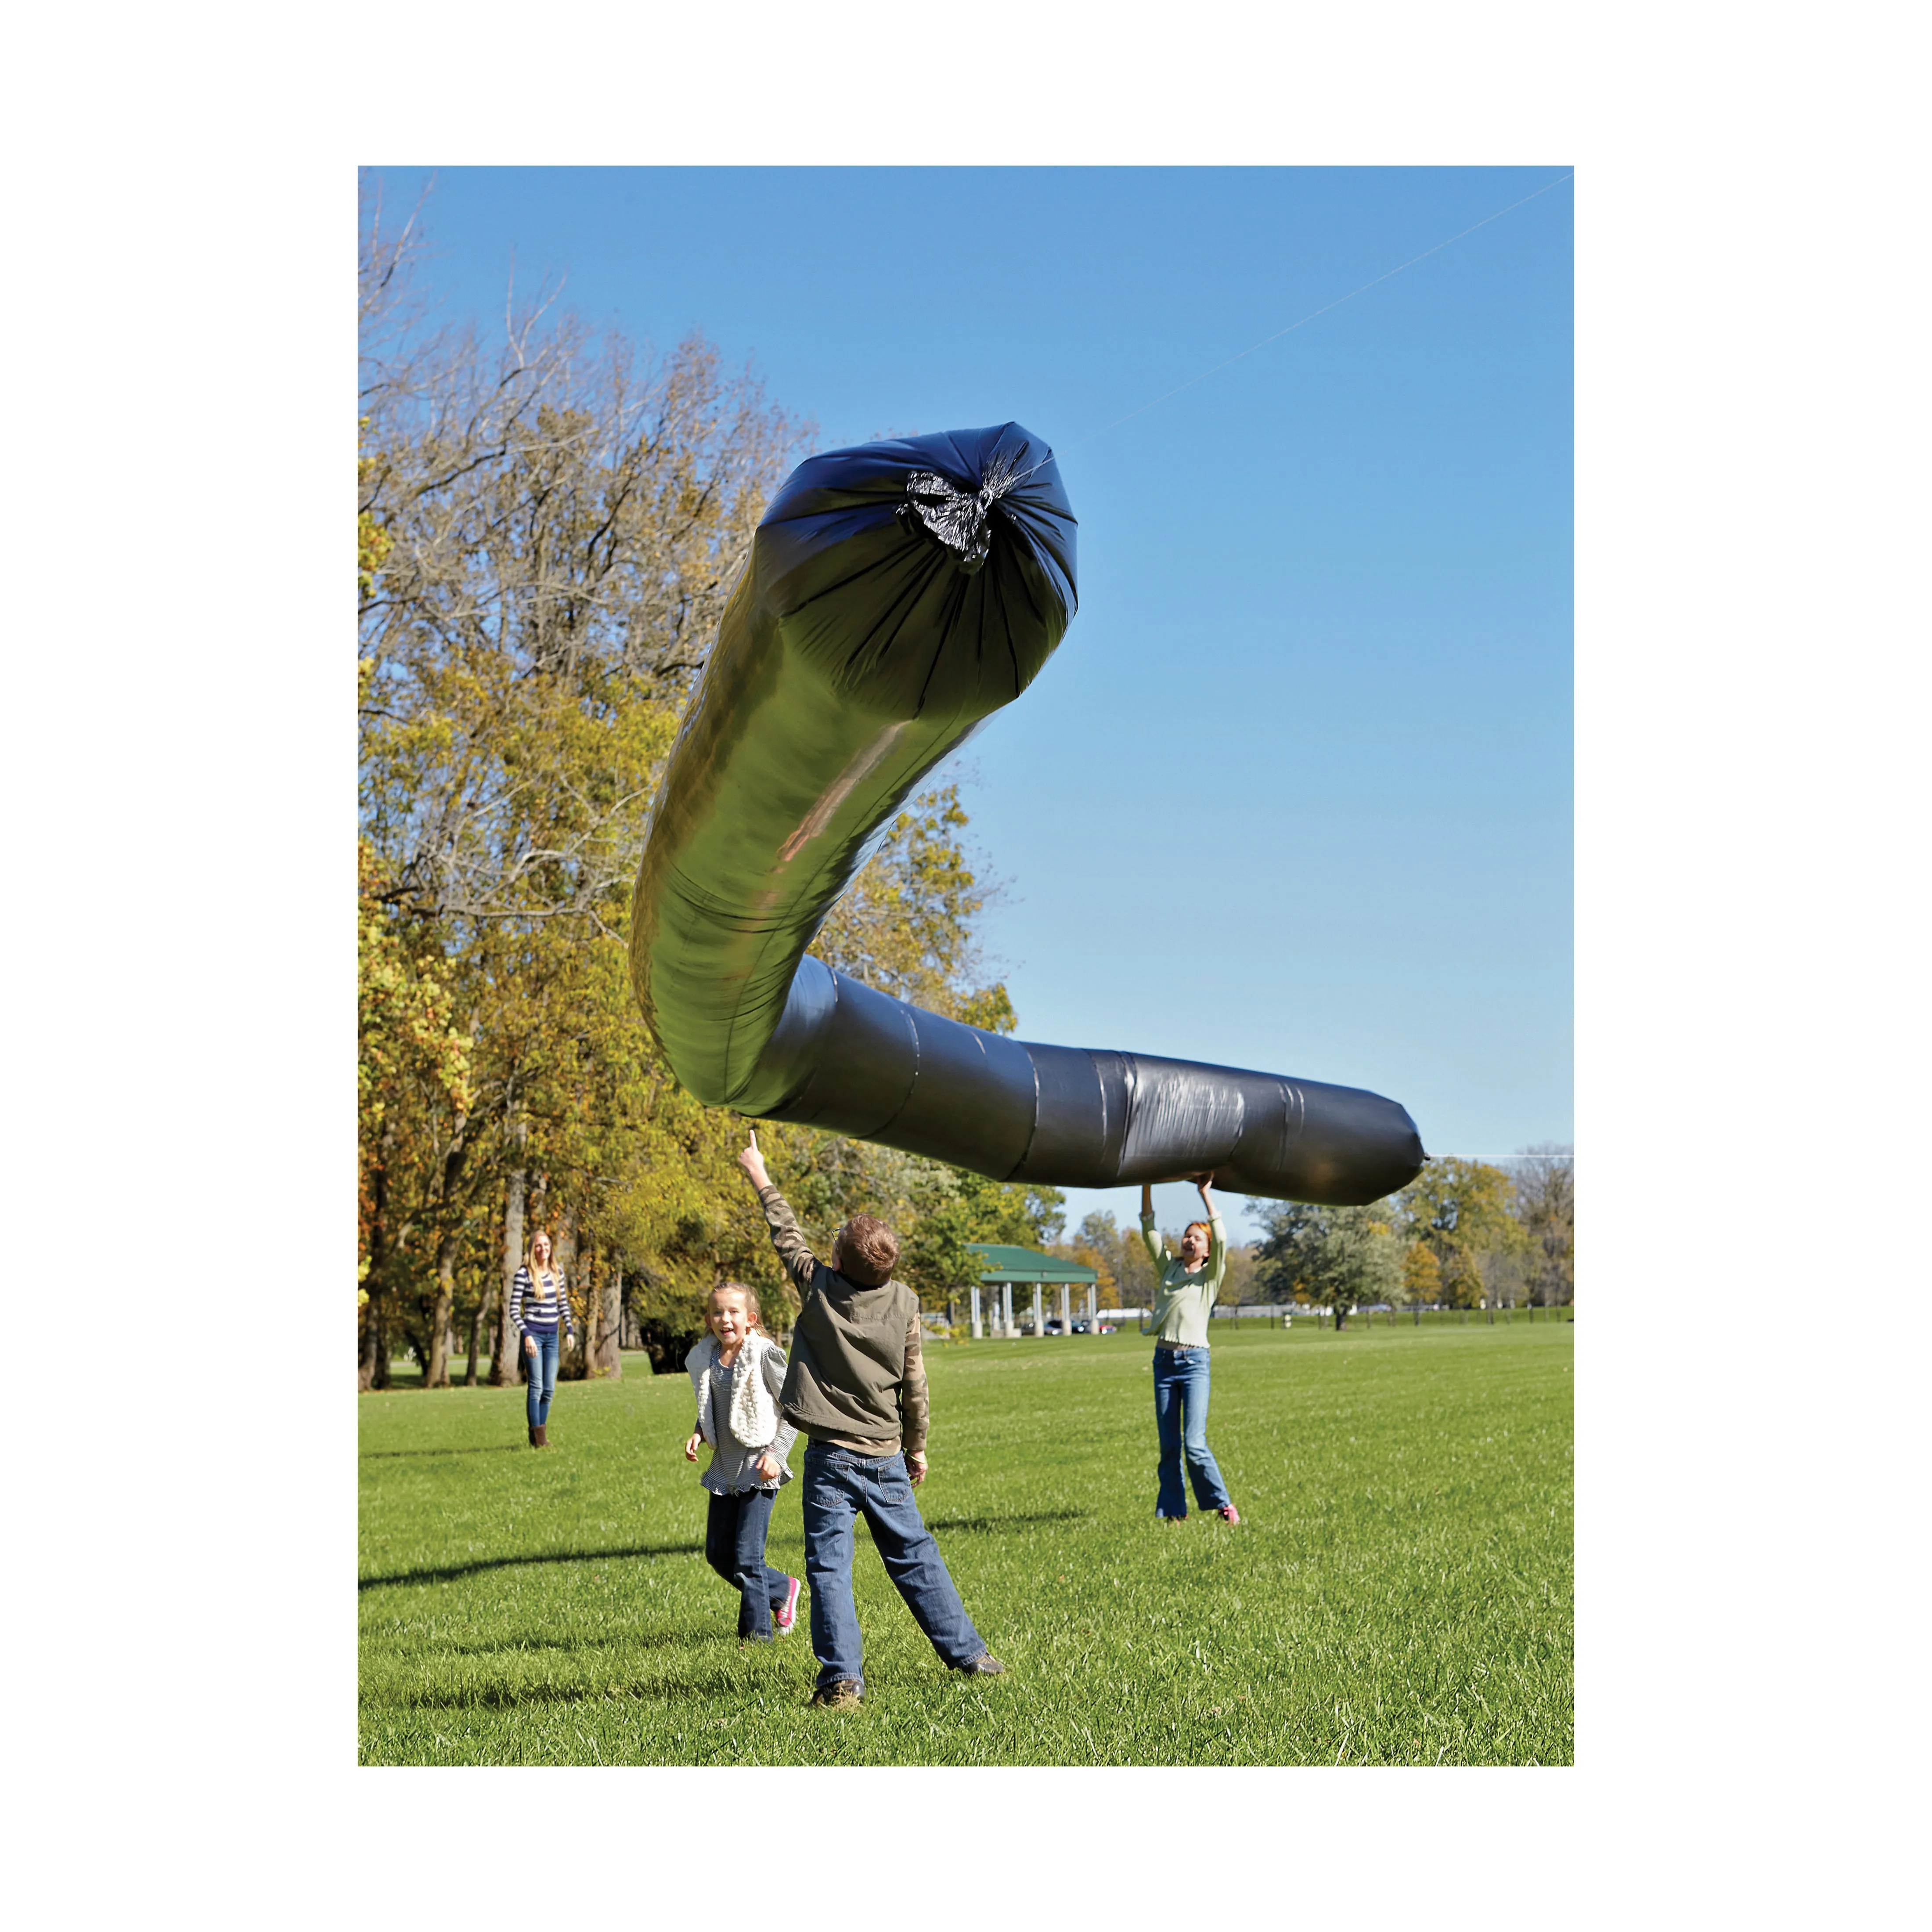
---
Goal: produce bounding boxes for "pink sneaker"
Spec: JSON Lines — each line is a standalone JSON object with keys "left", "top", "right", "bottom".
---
{"left": 1215, "top": 1504, "right": 1241, "bottom": 1525}
{"left": 775, "top": 1575, "right": 802, "bottom": 1635}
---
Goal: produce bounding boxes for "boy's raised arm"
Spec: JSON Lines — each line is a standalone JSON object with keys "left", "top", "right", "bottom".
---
{"left": 737, "top": 1127, "right": 819, "bottom": 1295}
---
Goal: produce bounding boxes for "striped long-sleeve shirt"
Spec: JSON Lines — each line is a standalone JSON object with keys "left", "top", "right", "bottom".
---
{"left": 510, "top": 1265, "right": 575, "bottom": 1340}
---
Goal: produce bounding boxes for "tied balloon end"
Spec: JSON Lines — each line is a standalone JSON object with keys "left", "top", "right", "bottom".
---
{"left": 900, "top": 445, "right": 1026, "bottom": 575}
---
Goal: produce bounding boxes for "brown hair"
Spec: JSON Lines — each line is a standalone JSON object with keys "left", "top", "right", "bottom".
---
{"left": 835, "top": 1214, "right": 899, "bottom": 1286}
{"left": 707, "top": 1280, "right": 768, "bottom": 1336}
{"left": 1183, "top": 1220, "right": 1213, "bottom": 1248}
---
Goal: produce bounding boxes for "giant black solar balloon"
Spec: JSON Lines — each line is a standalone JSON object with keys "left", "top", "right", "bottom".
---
{"left": 629, "top": 424, "right": 1423, "bottom": 1205}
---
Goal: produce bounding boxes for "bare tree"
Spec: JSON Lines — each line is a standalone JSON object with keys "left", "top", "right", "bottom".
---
{"left": 356, "top": 172, "right": 805, "bottom": 1386}
{"left": 1508, "top": 1144, "right": 1575, "bottom": 1306}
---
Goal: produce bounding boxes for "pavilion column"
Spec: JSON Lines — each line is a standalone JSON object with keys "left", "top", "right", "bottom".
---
{"left": 1003, "top": 1283, "right": 1014, "bottom": 1336}
{"left": 1031, "top": 1284, "right": 1042, "bottom": 1337}
{"left": 1059, "top": 1283, "right": 1071, "bottom": 1335}
{"left": 970, "top": 1284, "right": 982, "bottom": 1339}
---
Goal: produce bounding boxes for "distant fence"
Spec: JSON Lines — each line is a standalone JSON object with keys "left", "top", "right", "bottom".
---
{"left": 1254, "top": 1304, "right": 1573, "bottom": 1329}
{"left": 1084, "top": 1303, "right": 1573, "bottom": 1332}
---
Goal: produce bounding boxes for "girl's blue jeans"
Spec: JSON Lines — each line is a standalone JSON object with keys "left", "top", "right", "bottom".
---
{"left": 704, "top": 1487, "right": 794, "bottom": 1640}
{"left": 1152, "top": 1345, "right": 1233, "bottom": 1517}
{"left": 523, "top": 1328, "right": 560, "bottom": 1427}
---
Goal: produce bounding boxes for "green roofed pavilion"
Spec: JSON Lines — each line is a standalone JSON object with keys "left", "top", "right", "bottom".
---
{"left": 964, "top": 1243, "right": 1097, "bottom": 1285}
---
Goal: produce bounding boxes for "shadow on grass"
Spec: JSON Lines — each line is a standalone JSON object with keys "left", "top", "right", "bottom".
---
{"left": 368, "top": 1636, "right": 811, "bottom": 1713}
{"left": 360, "top": 1540, "right": 705, "bottom": 1592}
{"left": 360, "top": 1445, "right": 527, "bottom": 1460}
{"left": 365, "top": 1626, "right": 729, "bottom": 1671}
{"left": 370, "top": 1670, "right": 804, "bottom": 1712}
{"left": 923, "top": 1510, "right": 1089, "bottom": 1534}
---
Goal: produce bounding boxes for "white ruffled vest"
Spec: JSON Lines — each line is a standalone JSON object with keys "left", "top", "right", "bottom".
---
{"left": 686, "top": 1332, "right": 781, "bottom": 1448}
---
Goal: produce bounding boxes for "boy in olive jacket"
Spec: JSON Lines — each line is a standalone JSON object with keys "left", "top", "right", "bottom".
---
{"left": 736, "top": 1128, "right": 1003, "bottom": 1709}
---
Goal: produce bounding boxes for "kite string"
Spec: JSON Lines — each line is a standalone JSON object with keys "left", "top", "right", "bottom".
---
{"left": 1008, "top": 169, "right": 1575, "bottom": 486}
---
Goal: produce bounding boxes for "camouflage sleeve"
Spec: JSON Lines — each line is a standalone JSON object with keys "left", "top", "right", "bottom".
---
{"left": 758, "top": 1186, "right": 821, "bottom": 1297}
{"left": 900, "top": 1308, "right": 930, "bottom": 1458}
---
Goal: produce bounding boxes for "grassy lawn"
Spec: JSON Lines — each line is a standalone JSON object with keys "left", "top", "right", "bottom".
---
{"left": 359, "top": 1320, "right": 1572, "bottom": 1765}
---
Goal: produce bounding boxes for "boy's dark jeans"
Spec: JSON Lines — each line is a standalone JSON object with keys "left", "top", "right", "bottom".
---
{"left": 704, "top": 1488, "right": 793, "bottom": 1640}
{"left": 801, "top": 1445, "right": 984, "bottom": 1692}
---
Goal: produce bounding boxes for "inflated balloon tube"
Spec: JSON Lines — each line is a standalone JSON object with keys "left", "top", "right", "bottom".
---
{"left": 629, "top": 424, "right": 1423, "bottom": 1205}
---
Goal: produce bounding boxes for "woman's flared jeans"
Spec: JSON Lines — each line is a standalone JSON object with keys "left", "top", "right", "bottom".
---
{"left": 1152, "top": 1345, "right": 1232, "bottom": 1517}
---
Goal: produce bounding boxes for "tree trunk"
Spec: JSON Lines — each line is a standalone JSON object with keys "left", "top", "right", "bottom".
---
{"left": 593, "top": 1262, "right": 623, "bottom": 1380}
{"left": 554, "top": 1208, "right": 582, "bottom": 1377}
{"left": 360, "top": 1134, "right": 393, "bottom": 1391}
{"left": 464, "top": 1299, "right": 482, "bottom": 1384}
{"left": 493, "top": 1165, "right": 526, "bottom": 1385}
{"left": 576, "top": 1242, "right": 598, "bottom": 1378}
{"left": 425, "top": 1226, "right": 459, "bottom": 1388}
{"left": 423, "top": 1110, "right": 470, "bottom": 1390}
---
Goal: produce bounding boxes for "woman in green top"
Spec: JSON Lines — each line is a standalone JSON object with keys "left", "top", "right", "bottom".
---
{"left": 1141, "top": 1175, "right": 1239, "bottom": 1524}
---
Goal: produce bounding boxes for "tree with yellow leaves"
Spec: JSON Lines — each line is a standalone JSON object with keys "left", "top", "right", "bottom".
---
{"left": 356, "top": 174, "right": 1053, "bottom": 1390}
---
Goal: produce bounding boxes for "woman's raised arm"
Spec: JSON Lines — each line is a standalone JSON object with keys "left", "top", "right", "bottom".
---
{"left": 1139, "top": 1181, "right": 1166, "bottom": 1269}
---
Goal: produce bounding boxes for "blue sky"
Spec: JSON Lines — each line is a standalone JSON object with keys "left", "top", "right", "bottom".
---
{"left": 376, "top": 165, "right": 1572, "bottom": 1240}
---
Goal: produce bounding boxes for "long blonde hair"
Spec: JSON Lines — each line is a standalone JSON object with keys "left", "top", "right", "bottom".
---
{"left": 524, "top": 1230, "right": 561, "bottom": 1298}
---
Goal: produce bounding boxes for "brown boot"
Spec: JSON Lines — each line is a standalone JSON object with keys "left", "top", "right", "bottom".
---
{"left": 528, "top": 1423, "right": 540, "bottom": 1448}
{"left": 533, "top": 1424, "right": 548, "bottom": 1448}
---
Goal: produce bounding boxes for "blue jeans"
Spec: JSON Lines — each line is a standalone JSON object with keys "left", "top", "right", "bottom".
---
{"left": 1152, "top": 1346, "right": 1232, "bottom": 1517}
{"left": 523, "top": 1328, "right": 560, "bottom": 1427}
{"left": 705, "top": 1488, "right": 794, "bottom": 1640}
{"left": 801, "top": 1445, "right": 984, "bottom": 1693}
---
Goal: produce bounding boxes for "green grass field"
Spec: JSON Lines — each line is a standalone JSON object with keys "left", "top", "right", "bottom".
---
{"left": 359, "top": 1320, "right": 1572, "bottom": 1765}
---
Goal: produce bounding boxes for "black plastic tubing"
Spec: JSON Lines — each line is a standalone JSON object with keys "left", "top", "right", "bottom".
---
{"left": 629, "top": 425, "right": 1424, "bottom": 1205}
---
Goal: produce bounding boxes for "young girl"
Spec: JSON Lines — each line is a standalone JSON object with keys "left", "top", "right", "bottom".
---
{"left": 683, "top": 1282, "right": 803, "bottom": 1642}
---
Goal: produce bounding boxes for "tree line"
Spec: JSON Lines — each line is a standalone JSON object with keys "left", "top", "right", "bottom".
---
{"left": 357, "top": 180, "right": 1059, "bottom": 1390}
{"left": 1056, "top": 1146, "right": 1573, "bottom": 1329}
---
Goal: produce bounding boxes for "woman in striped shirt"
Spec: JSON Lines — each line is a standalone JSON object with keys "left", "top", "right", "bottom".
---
{"left": 511, "top": 1229, "right": 576, "bottom": 1448}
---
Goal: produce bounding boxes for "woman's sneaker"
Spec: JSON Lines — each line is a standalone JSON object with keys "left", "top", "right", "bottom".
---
{"left": 775, "top": 1575, "right": 801, "bottom": 1635}
{"left": 952, "top": 1654, "right": 1006, "bottom": 1676}
{"left": 1215, "top": 1503, "right": 1241, "bottom": 1525}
